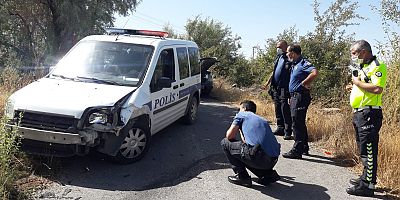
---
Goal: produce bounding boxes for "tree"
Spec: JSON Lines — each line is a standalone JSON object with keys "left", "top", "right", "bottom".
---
{"left": 184, "top": 16, "right": 242, "bottom": 78}
{"left": 0, "top": 0, "right": 140, "bottom": 68}
{"left": 298, "top": 0, "right": 365, "bottom": 101}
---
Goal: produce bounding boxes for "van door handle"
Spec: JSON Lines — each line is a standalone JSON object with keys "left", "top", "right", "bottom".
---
{"left": 180, "top": 83, "right": 185, "bottom": 87}
{"left": 173, "top": 85, "right": 179, "bottom": 89}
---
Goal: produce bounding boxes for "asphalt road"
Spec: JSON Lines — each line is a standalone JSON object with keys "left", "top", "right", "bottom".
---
{"left": 36, "top": 99, "right": 388, "bottom": 200}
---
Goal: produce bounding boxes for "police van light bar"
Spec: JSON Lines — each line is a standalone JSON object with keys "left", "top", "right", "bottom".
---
{"left": 105, "top": 28, "right": 169, "bottom": 38}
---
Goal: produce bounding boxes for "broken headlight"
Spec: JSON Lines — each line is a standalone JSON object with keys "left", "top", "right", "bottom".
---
{"left": 88, "top": 111, "right": 109, "bottom": 124}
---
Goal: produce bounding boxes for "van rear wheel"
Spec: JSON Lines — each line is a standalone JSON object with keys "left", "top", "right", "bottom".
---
{"left": 112, "top": 123, "right": 150, "bottom": 164}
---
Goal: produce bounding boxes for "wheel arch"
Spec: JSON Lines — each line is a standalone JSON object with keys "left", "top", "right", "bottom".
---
{"left": 96, "top": 114, "right": 150, "bottom": 156}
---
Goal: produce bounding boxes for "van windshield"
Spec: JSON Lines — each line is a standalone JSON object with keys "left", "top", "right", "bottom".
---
{"left": 50, "top": 41, "right": 153, "bottom": 86}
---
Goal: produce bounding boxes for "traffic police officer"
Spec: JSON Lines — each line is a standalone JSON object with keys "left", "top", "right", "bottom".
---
{"left": 282, "top": 44, "right": 318, "bottom": 159}
{"left": 268, "top": 40, "right": 293, "bottom": 140}
{"left": 346, "top": 40, "right": 387, "bottom": 197}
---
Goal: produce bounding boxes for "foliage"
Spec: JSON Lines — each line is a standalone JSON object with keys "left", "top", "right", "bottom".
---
{"left": 0, "top": 116, "right": 20, "bottom": 199}
{"left": 184, "top": 16, "right": 243, "bottom": 79}
{"left": 162, "top": 23, "right": 181, "bottom": 39}
{"left": 298, "top": 0, "right": 364, "bottom": 100}
{"left": 0, "top": 0, "right": 140, "bottom": 68}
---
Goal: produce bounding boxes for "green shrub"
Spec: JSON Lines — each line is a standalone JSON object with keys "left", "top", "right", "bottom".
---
{"left": 0, "top": 116, "right": 20, "bottom": 199}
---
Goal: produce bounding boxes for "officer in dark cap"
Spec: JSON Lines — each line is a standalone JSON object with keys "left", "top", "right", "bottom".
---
{"left": 282, "top": 44, "right": 318, "bottom": 159}
{"left": 267, "top": 40, "right": 293, "bottom": 140}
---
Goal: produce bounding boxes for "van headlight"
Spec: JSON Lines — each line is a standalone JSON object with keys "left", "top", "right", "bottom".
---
{"left": 88, "top": 111, "right": 109, "bottom": 124}
{"left": 5, "top": 98, "right": 15, "bottom": 119}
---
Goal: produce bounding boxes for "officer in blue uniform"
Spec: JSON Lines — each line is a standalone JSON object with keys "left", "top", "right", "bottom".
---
{"left": 268, "top": 40, "right": 293, "bottom": 140}
{"left": 282, "top": 44, "right": 318, "bottom": 159}
{"left": 221, "top": 100, "right": 281, "bottom": 188}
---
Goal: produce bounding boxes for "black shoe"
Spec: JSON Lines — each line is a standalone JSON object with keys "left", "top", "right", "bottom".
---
{"left": 257, "top": 170, "right": 281, "bottom": 186}
{"left": 273, "top": 130, "right": 285, "bottom": 136}
{"left": 282, "top": 150, "right": 302, "bottom": 159}
{"left": 283, "top": 135, "right": 293, "bottom": 140}
{"left": 228, "top": 174, "right": 252, "bottom": 187}
{"left": 346, "top": 184, "right": 374, "bottom": 197}
{"left": 349, "top": 178, "right": 360, "bottom": 185}
{"left": 302, "top": 151, "right": 309, "bottom": 156}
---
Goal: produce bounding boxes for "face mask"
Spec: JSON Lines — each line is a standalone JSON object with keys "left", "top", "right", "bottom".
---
{"left": 351, "top": 54, "right": 363, "bottom": 65}
{"left": 277, "top": 48, "right": 283, "bottom": 55}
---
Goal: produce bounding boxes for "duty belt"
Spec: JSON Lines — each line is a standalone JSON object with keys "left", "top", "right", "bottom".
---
{"left": 290, "top": 90, "right": 310, "bottom": 97}
{"left": 353, "top": 106, "right": 381, "bottom": 113}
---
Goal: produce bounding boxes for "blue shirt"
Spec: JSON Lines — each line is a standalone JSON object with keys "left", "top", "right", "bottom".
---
{"left": 232, "top": 111, "right": 281, "bottom": 157}
{"left": 289, "top": 57, "right": 315, "bottom": 93}
{"left": 272, "top": 54, "right": 290, "bottom": 89}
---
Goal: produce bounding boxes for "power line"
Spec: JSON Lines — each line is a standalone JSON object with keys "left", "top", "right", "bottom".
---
{"left": 135, "top": 11, "right": 186, "bottom": 33}
{"left": 133, "top": 11, "right": 186, "bottom": 34}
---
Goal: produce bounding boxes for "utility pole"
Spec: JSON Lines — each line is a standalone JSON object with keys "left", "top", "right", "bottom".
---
{"left": 252, "top": 45, "right": 261, "bottom": 59}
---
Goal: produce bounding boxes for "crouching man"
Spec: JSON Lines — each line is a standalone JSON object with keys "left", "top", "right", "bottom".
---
{"left": 221, "top": 100, "right": 281, "bottom": 187}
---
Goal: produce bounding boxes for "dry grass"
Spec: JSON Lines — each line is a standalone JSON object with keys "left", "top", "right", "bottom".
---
{"left": 213, "top": 77, "right": 400, "bottom": 197}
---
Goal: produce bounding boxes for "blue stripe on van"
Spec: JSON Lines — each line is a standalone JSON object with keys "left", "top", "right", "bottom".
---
{"left": 179, "top": 83, "right": 201, "bottom": 99}
{"left": 144, "top": 101, "right": 152, "bottom": 111}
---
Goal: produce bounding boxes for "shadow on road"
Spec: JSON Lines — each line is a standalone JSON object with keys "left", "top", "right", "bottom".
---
{"left": 252, "top": 176, "right": 331, "bottom": 200}
{"left": 36, "top": 100, "right": 235, "bottom": 191}
{"left": 301, "top": 154, "right": 356, "bottom": 167}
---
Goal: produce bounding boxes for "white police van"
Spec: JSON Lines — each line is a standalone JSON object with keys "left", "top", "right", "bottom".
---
{"left": 5, "top": 28, "right": 202, "bottom": 164}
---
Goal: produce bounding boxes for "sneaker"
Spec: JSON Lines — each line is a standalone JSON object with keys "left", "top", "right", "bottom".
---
{"left": 346, "top": 184, "right": 374, "bottom": 197}
{"left": 283, "top": 135, "right": 293, "bottom": 140}
{"left": 228, "top": 174, "right": 252, "bottom": 187}
{"left": 282, "top": 149, "right": 302, "bottom": 159}
{"left": 257, "top": 170, "right": 281, "bottom": 186}
{"left": 273, "top": 129, "right": 285, "bottom": 136}
{"left": 349, "top": 178, "right": 360, "bottom": 185}
{"left": 302, "top": 151, "right": 309, "bottom": 156}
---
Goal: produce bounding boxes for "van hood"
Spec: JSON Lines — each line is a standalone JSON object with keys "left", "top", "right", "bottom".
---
{"left": 12, "top": 78, "right": 136, "bottom": 118}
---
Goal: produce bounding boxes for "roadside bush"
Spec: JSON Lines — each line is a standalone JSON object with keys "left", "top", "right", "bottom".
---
{"left": 0, "top": 116, "right": 20, "bottom": 199}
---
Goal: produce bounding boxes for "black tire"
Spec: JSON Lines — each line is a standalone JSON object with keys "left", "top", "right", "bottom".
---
{"left": 182, "top": 96, "right": 199, "bottom": 125}
{"left": 112, "top": 123, "right": 151, "bottom": 164}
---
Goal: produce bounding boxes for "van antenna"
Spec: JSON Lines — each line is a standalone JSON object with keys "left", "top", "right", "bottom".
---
{"left": 115, "top": 18, "right": 130, "bottom": 41}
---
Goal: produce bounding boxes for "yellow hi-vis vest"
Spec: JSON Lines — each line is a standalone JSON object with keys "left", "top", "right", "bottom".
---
{"left": 350, "top": 59, "right": 387, "bottom": 108}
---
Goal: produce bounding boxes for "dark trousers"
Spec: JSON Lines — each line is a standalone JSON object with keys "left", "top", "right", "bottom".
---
{"left": 353, "top": 108, "right": 382, "bottom": 185}
{"left": 220, "top": 138, "right": 278, "bottom": 178}
{"left": 290, "top": 92, "right": 311, "bottom": 153}
{"left": 273, "top": 88, "right": 292, "bottom": 136}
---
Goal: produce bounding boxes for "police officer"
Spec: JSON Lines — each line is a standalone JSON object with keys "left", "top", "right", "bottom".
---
{"left": 282, "top": 44, "right": 318, "bottom": 159}
{"left": 221, "top": 100, "right": 281, "bottom": 188}
{"left": 267, "top": 40, "right": 293, "bottom": 140}
{"left": 345, "top": 40, "right": 387, "bottom": 197}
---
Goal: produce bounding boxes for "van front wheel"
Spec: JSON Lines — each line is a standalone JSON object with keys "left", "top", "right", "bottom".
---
{"left": 112, "top": 124, "right": 150, "bottom": 164}
{"left": 182, "top": 96, "right": 198, "bottom": 125}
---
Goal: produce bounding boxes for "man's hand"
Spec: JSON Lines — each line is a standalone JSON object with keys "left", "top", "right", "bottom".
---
{"left": 351, "top": 75, "right": 383, "bottom": 94}
{"left": 261, "top": 84, "right": 268, "bottom": 90}
{"left": 345, "top": 83, "right": 353, "bottom": 92}
{"left": 301, "top": 81, "right": 311, "bottom": 90}
{"left": 352, "top": 75, "right": 361, "bottom": 85}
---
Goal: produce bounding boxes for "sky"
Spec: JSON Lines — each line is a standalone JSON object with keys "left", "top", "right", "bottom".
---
{"left": 115, "top": 0, "right": 393, "bottom": 59}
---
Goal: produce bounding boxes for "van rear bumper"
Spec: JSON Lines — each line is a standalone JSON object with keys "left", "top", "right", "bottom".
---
{"left": 7, "top": 125, "right": 84, "bottom": 145}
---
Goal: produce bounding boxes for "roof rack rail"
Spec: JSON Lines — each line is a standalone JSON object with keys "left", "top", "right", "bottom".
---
{"left": 105, "top": 28, "right": 169, "bottom": 38}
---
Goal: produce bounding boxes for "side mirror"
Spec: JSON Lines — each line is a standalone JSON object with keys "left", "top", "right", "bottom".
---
{"left": 157, "top": 77, "right": 174, "bottom": 88}
{"left": 49, "top": 66, "right": 56, "bottom": 73}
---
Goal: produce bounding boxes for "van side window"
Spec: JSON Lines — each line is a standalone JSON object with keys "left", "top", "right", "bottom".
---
{"left": 177, "top": 47, "right": 189, "bottom": 79}
{"left": 150, "top": 48, "right": 175, "bottom": 92}
{"left": 188, "top": 47, "right": 200, "bottom": 76}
